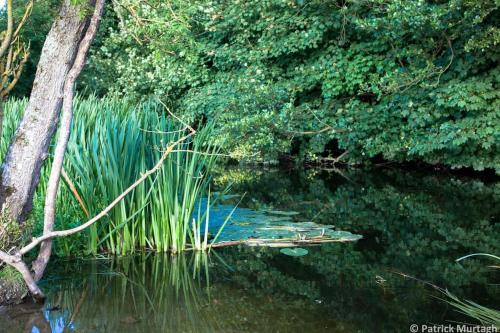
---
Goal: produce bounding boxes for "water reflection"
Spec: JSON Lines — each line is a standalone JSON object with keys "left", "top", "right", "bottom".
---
{"left": 0, "top": 167, "right": 498, "bottom": 332}
{"left": 41, "top": 254, "right": 215, "bottom": 332}
{"left": 214, "top": 167, "right": 499, "bottom": 288}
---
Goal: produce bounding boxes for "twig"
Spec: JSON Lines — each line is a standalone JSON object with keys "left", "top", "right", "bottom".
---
{"left": 157, "top": 98, "right": 195, "bottom": 133}
{"left": 285, "top": 126, "right": 343, "bottom": 136}
{"left": 168, "top": 149, "right": 233, "bottom": 158}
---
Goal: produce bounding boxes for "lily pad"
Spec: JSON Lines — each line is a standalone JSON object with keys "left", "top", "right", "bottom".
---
{"left": 267, "top": 210, "right": 300, "bottom": 216}
{"left": 280, "top": 248, "right": 309, "bottom": 256}
{"left": 194, "top": 197, "right": 362, "bottom": 245}
{"left": 327, "top": 230, "right": 363, "bottom": 241}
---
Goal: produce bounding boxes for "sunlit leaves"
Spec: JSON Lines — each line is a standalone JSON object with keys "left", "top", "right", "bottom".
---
{"left": 83, "top": 0, "right": 499, "bottom": 170}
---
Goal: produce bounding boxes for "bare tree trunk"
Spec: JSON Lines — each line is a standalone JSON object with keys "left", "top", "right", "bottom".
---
{"left": 0, "top": 0, "right": 90, "bottom": 223}
{"left": 0, "top": 0, "right": 99, "bottom": 305}
{"left": 32, "top": 0, "right": 106, "bottom": 281}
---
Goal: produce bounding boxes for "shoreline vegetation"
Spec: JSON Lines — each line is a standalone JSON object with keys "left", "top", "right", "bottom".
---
{"left": 0, "top": 96, "right": 497, "bottom": 308}
{"left": 0, "top": 96, "right": 362, "bottom": 305}
{"left": 2, "top": 97, "right": 223, "bottom": 256}
{"left": 1, "top": 97, "right": 362, "bottom": 259}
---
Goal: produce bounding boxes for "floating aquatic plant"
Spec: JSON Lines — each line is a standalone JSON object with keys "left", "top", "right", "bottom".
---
{"left": 202, "top": 199, "right": 362, "bottom": 248}
{"left": 280, "top": 248, "right": 309, "bottom": 257}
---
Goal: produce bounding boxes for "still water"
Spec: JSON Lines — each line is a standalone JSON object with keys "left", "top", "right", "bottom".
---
{"left": 1, "top": 167, "right": 499, "bottom": 332}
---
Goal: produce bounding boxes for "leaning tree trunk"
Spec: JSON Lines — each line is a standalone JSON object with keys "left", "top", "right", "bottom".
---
{"left": 33, "top": 0, "right": 106, "bottom": 282}
{"left": 0, "top": 0, "right": 90, "bottom": 223}
{"left": 0, "top": 0, "right": 96, "bottom": 305}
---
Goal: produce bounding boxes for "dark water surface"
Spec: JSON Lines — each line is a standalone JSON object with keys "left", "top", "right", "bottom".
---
{"left": 1, "top": 167, "right": 499, "bottom": 332}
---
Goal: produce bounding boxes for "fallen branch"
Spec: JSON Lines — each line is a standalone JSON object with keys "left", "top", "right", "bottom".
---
{"left": 209, "top": 235, "right": 362, "bottom": 248}
{"left": 0, "top": 250, "right": 44, "bottom": 301}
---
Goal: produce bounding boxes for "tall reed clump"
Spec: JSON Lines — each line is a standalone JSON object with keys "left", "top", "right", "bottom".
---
{"left": 2, "top": 97, "right": 224, "bottom": 256}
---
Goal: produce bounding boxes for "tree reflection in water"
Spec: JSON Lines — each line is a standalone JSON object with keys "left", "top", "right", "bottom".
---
{"left": 0, "top": 167, "right": 497, "bottom": 332}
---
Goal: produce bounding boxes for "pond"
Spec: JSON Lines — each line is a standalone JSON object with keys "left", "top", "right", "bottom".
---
{"left": 1, "top": 167, "right": 499, "bottom": 332}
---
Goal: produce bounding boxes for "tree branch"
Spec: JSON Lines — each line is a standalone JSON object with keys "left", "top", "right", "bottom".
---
{"left": 0, "top": 0, "right": 14, "bottom": 59}
{"left": 12, "top": 0, "right": 34, "bottom": 40}
{"left": 0, "top": 250, "right": 44, "bottom": 300}
{"left": 0, "top": 42, "right": 29, "bottom": 98}
{"left": 19, "top": 129, "right": 194, "bottom": 257}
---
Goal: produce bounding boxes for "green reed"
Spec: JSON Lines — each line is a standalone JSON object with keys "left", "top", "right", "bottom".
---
{"left": 444, "top": 290, "right": 500, "bottom": 327}
{"left": 2, "top": 97, "right": 224, "bottom": 256}
{"left": 0, "top": 98, "right": 26, "bottom": 161}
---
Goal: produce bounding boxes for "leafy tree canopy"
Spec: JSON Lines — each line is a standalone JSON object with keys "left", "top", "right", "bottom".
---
{"left": 20, "top": 0, "right": 500, "bottom": 171}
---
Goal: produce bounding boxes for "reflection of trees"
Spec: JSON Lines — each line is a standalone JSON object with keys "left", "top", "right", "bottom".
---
{"left": 216, "top": 168, "right": 499, "bottom": 284}
{"left": 212, "top": 167, "right": 499, "bottom": 329}
{"left": 1, "top": 168, "right": 497, "bottom": 332}
{"left": 209, "top": 245, "right": 441, "bottom": 332}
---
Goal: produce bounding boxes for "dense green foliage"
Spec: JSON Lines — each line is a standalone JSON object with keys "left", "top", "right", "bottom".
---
{"left": 74, "top": 0, "right": 500, "bottom": 171}
{"left": 0, "top": 0, "right": 496, "bottom": 319}
{"left": 1, "top": 98, "right": 221, "bottom": 255}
